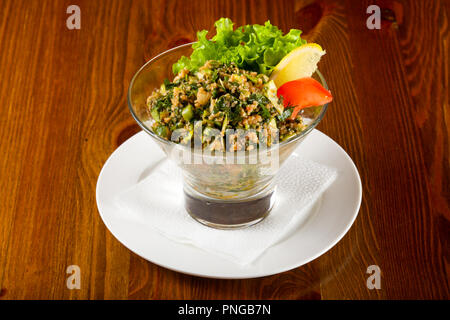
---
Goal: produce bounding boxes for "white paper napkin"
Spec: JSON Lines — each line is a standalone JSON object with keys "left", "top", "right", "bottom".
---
{"left": 114, "top": 154, "right": 337, "bottom": 266}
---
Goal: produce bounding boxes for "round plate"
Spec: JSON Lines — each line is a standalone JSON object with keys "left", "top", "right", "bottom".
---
{"left": 96, "top": 130, "right": 362, "bottom": 279}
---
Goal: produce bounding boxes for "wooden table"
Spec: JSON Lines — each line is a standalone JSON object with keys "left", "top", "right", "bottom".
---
{"left": 0, "top": 0, "right": 448, "bottom": 300}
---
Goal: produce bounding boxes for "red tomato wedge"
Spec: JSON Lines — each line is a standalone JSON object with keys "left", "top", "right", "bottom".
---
{"left": 277, "top": 77, "right": 333, "bottom": 120}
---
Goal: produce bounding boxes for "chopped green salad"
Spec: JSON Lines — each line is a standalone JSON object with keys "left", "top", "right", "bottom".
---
{"left": 147, "top": 60, "right": 305, "bottom": 151}
{"left": 144, "top": 18, "right": 331, "bottom": 151}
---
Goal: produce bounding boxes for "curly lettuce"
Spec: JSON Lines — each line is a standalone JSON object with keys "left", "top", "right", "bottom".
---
{"left": 173, "top": 18, "right": 306, "bottom": 76}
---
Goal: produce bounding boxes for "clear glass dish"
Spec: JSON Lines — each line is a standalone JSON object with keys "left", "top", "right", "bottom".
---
{"left": 128, "top": 43, "right": 329, "bottom": 229}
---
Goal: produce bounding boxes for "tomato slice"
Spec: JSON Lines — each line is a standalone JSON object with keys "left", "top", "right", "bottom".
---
{"left": 277, "top": 77, "right": 333, "bottom": 120}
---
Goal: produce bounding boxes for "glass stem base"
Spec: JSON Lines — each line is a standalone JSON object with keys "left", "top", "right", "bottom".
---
{"left": 184, "top": 187, "right": 276, "bottom": 229}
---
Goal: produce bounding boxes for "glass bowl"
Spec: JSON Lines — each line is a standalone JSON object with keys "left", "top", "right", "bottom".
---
{"left": 128, "top": 42, "right": 329, "bottom": 229}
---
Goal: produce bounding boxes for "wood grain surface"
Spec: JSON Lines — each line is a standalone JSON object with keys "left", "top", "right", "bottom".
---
{"left": 0, "top": 0, "right": 448, "bottom": 300}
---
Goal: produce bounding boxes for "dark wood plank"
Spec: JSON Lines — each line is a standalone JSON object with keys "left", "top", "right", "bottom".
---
{"left": 342, "top": 0, "right": 449, "bottom": 299}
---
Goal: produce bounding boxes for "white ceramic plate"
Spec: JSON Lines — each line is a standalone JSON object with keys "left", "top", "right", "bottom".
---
{"left": 96, "top": 130, "right": 362, "bottom": 279}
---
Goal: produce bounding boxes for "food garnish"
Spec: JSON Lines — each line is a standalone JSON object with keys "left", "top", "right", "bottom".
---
{"left": 173, "top": 18, "right": 306, "bottom": 76}
{"left": 277, "top": 77, "right": 333, "bottom": 120}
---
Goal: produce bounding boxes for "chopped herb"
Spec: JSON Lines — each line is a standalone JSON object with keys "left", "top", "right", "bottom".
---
{"left": 260, "top": 105, "right": 271, "bottom": 120}
{"left": 277, "top": 108, "right": 293, "bottom": 121}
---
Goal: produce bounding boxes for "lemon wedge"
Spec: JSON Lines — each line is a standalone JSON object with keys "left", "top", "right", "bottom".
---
{"left": 269, "top": 43, "right": 325, "bottom": 88}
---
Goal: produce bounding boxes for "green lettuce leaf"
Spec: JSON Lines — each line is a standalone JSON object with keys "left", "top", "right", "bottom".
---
{"left": 172, "top": 18, "right": 306, "bottom": 75}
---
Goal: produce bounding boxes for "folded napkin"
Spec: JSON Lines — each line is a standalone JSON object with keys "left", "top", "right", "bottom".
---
{"left": 114, "top": 154, "right": 337, "bottom": 266}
